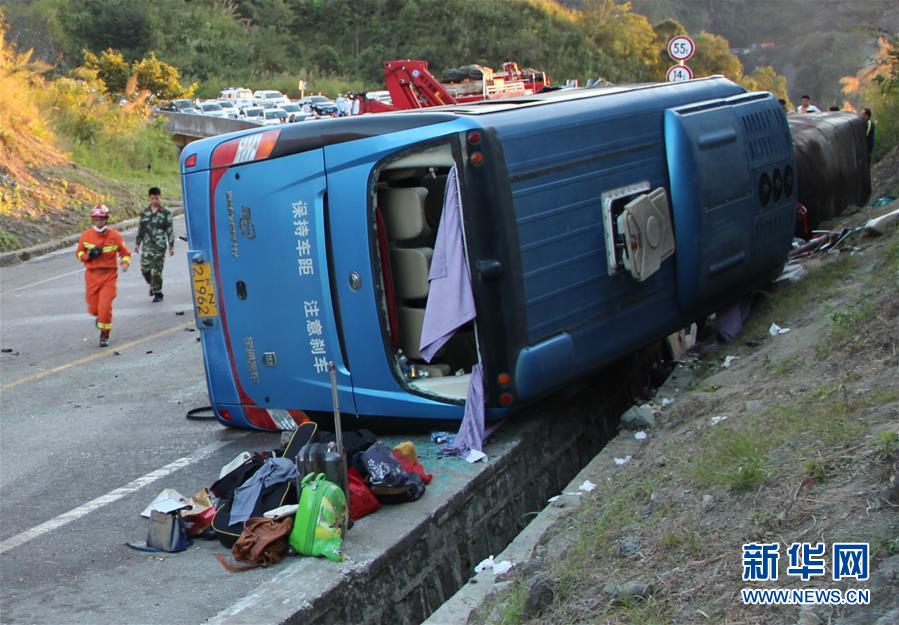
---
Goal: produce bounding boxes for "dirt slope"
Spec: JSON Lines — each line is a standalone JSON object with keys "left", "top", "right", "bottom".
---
{"left": 472, "top": 152, "right": 899, "bottom": 625}
{"left": 0, "top": 161, "right": 151, "bottom": 252}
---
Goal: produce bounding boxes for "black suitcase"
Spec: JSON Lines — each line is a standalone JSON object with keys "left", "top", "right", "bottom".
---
{"left": 296, "top": 440, "right": 345, "bottom": 489}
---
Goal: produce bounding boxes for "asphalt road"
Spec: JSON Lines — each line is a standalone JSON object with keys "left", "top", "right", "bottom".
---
{"left": 0, "top": 217, "right": 279, "bottom": 625}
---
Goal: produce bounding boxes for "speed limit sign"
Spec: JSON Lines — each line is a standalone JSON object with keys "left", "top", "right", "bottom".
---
{"left": 666, "top": 64, "right": 694, "bottom": 82}
{"left": 667, "top": 35, "right": 696, "bottom": 62}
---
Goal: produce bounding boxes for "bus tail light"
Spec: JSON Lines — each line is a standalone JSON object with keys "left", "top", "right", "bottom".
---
{"left": 210, "top": 130, "right": 281, "bottom": 169}
{"left": 244, "top": 406, "right": 278, "bottom": 430}
{"left": 243, "top": 406, "right": 309, "bottom": 431}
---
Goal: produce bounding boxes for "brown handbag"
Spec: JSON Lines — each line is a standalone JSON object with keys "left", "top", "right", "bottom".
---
{"left": 215, "top": 516, "right": 294, "bottom": 572}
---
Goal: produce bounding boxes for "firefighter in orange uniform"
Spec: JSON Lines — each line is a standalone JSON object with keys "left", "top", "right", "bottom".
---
{"left": 75, "top": 205, "right": 131, "bottom": 347}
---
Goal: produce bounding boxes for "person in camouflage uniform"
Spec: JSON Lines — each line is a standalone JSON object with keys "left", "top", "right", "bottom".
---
{"left": 134, "top": 187, "right": 175, "bottom": 302}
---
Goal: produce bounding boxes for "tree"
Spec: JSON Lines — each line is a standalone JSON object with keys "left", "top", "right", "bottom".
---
{"left": 311, "top": 46, "right": 341, "bottom": 75}
{"left": 82, "top": 49, "right": 130, "bottom": 95}
{"left": 690, "top": 32, "right": 743, "bottom": 81}
{"left": 741, "top": 65, "right": 790, "bottom": 104}
{"left": 580, "top": 0, "right": 659, "bottom": 82}
{"left": 651, "top": 18, "right": 689, "bottom": 80}
{"left": 132, "top": 52, "right": 196, "bottom": 100}
{"left": 75, "top": 49, "right": 195, "bottom": 101}
{"left": 63, "top": 0, "right": 158, "bottom": 61}
{"left": 793, "top": 31, "right": 866, "bottom": 107}
{"left": 841, "top": 34, "right": 898, "bottom": 162}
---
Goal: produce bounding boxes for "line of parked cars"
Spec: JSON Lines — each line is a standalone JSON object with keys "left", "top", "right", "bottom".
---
{"left": 158, "top": 88, "right": 342, "bottom": 126}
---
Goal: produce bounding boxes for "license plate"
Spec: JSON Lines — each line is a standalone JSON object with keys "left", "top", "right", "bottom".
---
{"left": 191, "top": 262, "right": 219, "bottom": 318}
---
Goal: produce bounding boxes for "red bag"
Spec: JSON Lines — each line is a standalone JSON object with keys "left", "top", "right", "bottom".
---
{"left": 182, "top": 506, "right": 216, "bottom": 537}
{"left": 392, "top": 450, "right": 433, "bottom": 484}
{"left": 348, "top": 467, "right": 380, "bottom": 520}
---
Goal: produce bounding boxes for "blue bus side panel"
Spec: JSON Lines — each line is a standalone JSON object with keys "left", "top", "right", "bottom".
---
{"left": 666, "top": 93, "right": 795, "bottom": 312}
{"left": 210, "top": 149, "right": 356, "bottom": 416}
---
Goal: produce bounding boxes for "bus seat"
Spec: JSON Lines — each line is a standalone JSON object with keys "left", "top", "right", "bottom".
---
{"left": 379, "top": 187, "right": 430, "bottom": 240}
{"left": 397, "top": 306, "right": 426, "bottom": 360}
{"left": 390, "top": 247, "right": 432, "bottom": 300}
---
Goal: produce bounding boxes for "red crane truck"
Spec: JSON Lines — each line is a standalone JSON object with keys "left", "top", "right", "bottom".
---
{"left": 359, "top": 59, "right": 549, "bottom": 113}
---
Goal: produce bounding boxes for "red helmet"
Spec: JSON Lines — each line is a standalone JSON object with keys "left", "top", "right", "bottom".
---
{"left": 90, "top": 204, "right": 110, "bottom": 218}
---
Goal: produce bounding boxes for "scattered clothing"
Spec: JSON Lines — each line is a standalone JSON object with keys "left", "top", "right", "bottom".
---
{"left": 716, "top": 296, "right": 753, "bottom": 343}
{"left": 348, "top": 467, "right": 380, "bottom": 520}
{"left": 392, "top": 449, "right": 433, "bottom": 485}
{"left": 392, "top": 441, "right": 420, "bottom": 464}
{"left": 357, "top": 443, "right": 425, "bottom": 503}
{"left": 230, "top": 458, "right": 297, "bottom": 526}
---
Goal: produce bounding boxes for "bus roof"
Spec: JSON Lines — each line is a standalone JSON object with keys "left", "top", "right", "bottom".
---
{"left": 183, "top": 77, "right": 739, "bottom": 170}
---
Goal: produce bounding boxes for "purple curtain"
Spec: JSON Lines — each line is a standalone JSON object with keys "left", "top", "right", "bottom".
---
{"left": 443, "top": 364, "right": 484, "bottom": 455}
{"left": 419, "top": 166, "right": 476, "bottom": 363}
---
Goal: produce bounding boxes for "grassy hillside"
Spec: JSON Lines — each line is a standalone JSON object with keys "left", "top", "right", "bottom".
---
{"left": 0, "top": 16, "right": 179, "bottom": 252}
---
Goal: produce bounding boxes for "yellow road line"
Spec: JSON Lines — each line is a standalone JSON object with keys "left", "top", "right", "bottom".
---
{"left": 1, "top": 322, "right": 194, "bottom": 391}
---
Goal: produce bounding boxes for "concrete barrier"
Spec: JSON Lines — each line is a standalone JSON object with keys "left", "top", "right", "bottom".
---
{"left": 156, "top": 110, "right": 259, "bottom": 147}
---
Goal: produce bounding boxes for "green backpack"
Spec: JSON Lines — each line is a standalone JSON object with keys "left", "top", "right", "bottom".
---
{"left": 289, "top": 473, "right": 346, "bottom": 562}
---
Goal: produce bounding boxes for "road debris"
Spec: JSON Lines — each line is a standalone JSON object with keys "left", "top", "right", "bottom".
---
{"left": 775, "top": 261, "right": 808, "bottom": 283}
{"left": 620, "top": 404, "right": 655, "bottom": 430}
{"left": 474, "top": 555, "right": 513, "bottom": 575}
{"left": 864, "top": 205, "right": 899, "bottom": 236}
{"left": 769, "top": 323, "right": 791, "bottom": 336}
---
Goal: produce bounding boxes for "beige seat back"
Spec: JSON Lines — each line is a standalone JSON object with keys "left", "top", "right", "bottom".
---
{"left": 390, "top": 247, "right": 432, "bottom": 300}
{"left": 379, "top": 187, "right": 430, "bottom": 240}
{"left": 378, "top": 186, "right": 435, "bottom": 361}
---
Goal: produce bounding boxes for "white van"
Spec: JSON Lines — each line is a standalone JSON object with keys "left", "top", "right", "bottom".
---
{"left": 252, "top": 90, "right": 290, "bottom": 108}
{"left": 218, "top": 87, "right": 254, "bottom": 109}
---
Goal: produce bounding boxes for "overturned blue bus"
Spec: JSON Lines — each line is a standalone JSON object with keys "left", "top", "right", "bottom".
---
{"left": 180, "top": 76, "right": 795, "bottom": 431}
